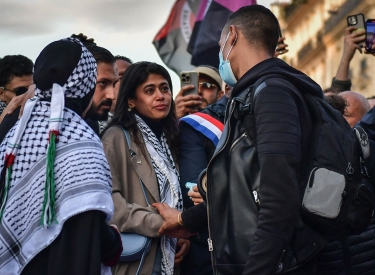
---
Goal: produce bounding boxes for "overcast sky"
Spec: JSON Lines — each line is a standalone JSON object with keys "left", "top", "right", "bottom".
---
{"left": 0, "top": 0, "right": 275, "bottom": 92}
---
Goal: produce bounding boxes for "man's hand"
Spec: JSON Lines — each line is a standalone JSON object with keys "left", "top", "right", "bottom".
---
{"left": 364, "top": 44, "right": 375, "bottom": 56}
{"left": 342, "top": 26, "right": 365, "bottom": 60}
{"left": 188, "top": 185, "right": 204, "bottom": 205}
{"left": 174, "top": 239, "right": 191, "bottom": 266}
{"left": 335, "top": 26, "right": 365, "bottom": 82}
{"left": 274, "top": 37, "right": 289, "bottom": 58}
{"left": 7, "top": 84, "right": 35, "bottom": 117}
{"left": 0, "top": 85, "right": 35, "bottom": 123}
{"left": 152, "top": 202, "right": 194, "bottom": 239}
{"left": 174, "top": 85, "right": 203, "bottom": 119}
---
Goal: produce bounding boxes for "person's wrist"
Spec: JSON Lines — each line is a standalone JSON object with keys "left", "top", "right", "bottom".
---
{"left": 178, "top": 212, "right": 184, "bottom": 226}
{"left": 340, "top": 55, "right": 352, "bottom": 64}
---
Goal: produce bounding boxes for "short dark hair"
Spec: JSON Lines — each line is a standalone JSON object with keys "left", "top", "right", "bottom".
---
{"left": 70, "top": 33, "right": 115, "bottom": 64}
{"left": 224, "top": 5, "right": 279, "bottom": 56}
{"left": 0, "top": 55, "right": 33, "bottom": 86}
{"left": 323, "top": 86, "right": 341, "bottom": 95}
{"left": 325, "top": 94, "right": 347, "bottom": 115}
{"left": 115, "top": 55, "right": 133, "bottom": 64}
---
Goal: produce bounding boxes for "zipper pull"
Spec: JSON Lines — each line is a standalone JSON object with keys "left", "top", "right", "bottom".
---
{"left": 253, "top": 190, "right": 260, "bottom": 204}
{"left": 346, "top": 162, "right": 354, "bottom": 180}
{"left": 346, "top": 162, "right": 354, "bottom": 175}
{"left": 207, "top": 238, "right": 213, "bottom": 251}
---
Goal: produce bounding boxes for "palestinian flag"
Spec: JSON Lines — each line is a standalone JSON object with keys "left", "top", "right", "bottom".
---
{"left": 190, "top": 0, "right": 257, "bottom": 68}
{"left": 153, "top": 0, "right": 201, "bottom": 74}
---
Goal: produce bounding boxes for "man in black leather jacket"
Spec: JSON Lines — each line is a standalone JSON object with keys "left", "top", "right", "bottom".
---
{"left": 154, "top": 5, "right": 327, "bottom": 275}
{"left": 201, "top": 5, "right": 326, "bottom": 275}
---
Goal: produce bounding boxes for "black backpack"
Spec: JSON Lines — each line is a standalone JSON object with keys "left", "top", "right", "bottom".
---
{"left": 237, "top": 74, "right": 374, "bottom": 239}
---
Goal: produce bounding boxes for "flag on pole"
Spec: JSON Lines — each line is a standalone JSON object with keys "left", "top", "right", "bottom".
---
{"left": 190, "top": 0, "right": 257, "bottom": 68}
{"left": 187, "top": 0, "right": 211, "bottom": 54}
{"left": 153, "top": 0, "right": 201, "bottom": 74}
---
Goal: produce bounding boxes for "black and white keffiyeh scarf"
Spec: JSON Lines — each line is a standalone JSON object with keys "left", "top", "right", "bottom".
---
{"left": 135, "top": 115, "right": 183, "bottom": 275}
{"left": 0, "top": 38, "right": 113, "bottom": 275}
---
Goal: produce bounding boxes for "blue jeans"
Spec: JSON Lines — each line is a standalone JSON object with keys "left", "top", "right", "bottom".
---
{"left": 152, "top": 244, "right": 162, "bottom": 275}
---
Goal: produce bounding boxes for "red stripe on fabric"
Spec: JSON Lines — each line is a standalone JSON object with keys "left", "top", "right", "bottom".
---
{"left": 194, "top": 112, "right": 224, "bottom": 131}
{"left": 154, "top": 0, "right": 194, "bottom": 41}
{"left": 214, "top": 0, "right": 257, "bottom": 12}
{"left": 153, "top": 1, "right": 179, "bottom": 41}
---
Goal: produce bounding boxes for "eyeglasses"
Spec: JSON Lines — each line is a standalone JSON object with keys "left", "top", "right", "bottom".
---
{"left": 198, "top": 82, "right": 218, "bottom": 89}
{"left": 0, "top": 86, "right": 29, "bottom": 96}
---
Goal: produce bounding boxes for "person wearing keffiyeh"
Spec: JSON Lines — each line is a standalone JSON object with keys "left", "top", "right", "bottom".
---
{"left": 101, "top": 61, "right": 191, "bottom": 275}
{"left": 0, "top": 38, "right": 122, "bottom": 275}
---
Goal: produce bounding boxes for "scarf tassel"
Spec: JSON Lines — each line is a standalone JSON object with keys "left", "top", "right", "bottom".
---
{"left": 0, "top": 154, "right": 15, "bottom": 221}
{"left": 41, "top": 131, "right": 59, "bottom": 227}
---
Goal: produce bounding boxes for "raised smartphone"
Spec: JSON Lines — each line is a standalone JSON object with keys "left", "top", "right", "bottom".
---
{"left": 180, "top": 71, "right": 199, "bottom": 96}
{"left": 347, "top": 14, "right": 366, "bottom": 48}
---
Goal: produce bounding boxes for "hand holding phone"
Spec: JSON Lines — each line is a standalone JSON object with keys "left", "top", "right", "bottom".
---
{"left": 180, "top": 71, "right": 199, "bottom": 96}
{"left": 185, "top": 182, "right": 197, "bottom": 192}
{"left": 185, "top": 182, "right": 203, "bottom": 205}
{"left": 347, "top": 14, "right": 366, "bottom": 48}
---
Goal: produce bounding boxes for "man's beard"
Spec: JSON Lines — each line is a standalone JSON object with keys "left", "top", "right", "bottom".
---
{"left": 85, "top": 99, "right": 112, "bottom": 121}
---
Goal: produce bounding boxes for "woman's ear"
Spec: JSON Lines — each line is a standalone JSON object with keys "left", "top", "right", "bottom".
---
{"left": 128, "top": 98, "right": 135, "bottom": 109}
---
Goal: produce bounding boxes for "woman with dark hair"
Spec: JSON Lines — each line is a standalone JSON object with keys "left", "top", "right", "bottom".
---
{"left": 101, "top": 62, "right": 190, "bottom": 275}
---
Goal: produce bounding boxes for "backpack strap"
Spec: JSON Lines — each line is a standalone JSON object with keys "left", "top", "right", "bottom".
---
{"left": 353, "top": 126, "right": 371, "bottom": 178}
{"left": 235, "top": 74, "right": 297, "bottom": 146}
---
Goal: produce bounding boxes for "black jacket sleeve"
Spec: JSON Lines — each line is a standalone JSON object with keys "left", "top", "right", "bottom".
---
{"left": 22, "top": 211, "right": 122, "bottom": 275}
{"left": 181, "top": 202, "right": 208, "bottom": 233}
{"left": 179, "top": 121, "right": 211, "bottom": 233}
{"left": 0, "top": 107, "right": 20, "bottom": 144}
{"left": 331, "top": 77, "right": 352, "bottom": 92}
{"left": 243, "top": 86, "right": 302, "bottom": 275}
{"left": 179, "top": 121, "right": 210, "bottom": 209}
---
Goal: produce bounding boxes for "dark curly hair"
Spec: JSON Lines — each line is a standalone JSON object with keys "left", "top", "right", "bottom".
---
{"left": 103, "top": 61, "right": 180, "bottom": 158}
{"left": 70, "top": 33, "right": 115, "bottom": 64}
{"left": 0, "top": 55, "right": 33, "bottom": 87}
{"left": 325, "top": 94, "right": 347, "bottom": 115}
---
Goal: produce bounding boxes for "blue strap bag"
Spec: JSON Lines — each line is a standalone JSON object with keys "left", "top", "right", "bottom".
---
{"left": 117, "top": 126, "right": 152, "bottom": 274}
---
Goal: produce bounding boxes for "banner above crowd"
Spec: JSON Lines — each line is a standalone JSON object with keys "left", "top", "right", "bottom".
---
{"left": 153, "top": 0, "right": 257, "bottom": 74}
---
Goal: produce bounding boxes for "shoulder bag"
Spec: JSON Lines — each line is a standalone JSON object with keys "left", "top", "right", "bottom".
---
{"left": 116, "top": 126, "right": 152, "bottom": 274}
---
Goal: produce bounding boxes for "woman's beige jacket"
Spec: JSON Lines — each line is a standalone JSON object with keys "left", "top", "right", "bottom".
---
{"left": 102, "top": 126, "right": 164, "bottom": 275}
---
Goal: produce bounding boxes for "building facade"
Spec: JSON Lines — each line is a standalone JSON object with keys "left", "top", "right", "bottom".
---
{"left": 271, "top": 0, "right": 375, "bottom": 97}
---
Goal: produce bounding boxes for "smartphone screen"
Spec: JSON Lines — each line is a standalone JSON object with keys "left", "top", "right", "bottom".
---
{"left": 366, "top": 19, "right": 375, "bottom": 53}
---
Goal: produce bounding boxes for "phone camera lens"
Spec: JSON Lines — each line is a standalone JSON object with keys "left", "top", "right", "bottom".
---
{"left": 186, "top": 76, "right": 190, "bottom": 80}
{"left": 349, "top": 17, "right": 357, "bottom": 25}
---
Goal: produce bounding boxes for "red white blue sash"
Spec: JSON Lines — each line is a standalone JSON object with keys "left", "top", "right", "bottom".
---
{"left": 180, "top": 112, "right": 224, "bottom": 146}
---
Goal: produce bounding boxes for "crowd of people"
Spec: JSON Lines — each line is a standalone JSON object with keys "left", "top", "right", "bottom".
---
{"left": 0, "top": 4, "right": 375, "bottom": 275}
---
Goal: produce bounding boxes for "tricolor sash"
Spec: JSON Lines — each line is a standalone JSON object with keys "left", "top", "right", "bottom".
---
{"left": 180, "top": 112, "right": 224, "bottom": 146}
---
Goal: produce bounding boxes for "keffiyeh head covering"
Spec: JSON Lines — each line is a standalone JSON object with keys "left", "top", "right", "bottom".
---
{"left": 0, "top": 38, "right": 113, "bottom": 274}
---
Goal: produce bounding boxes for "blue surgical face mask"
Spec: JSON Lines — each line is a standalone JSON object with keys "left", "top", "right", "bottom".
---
{"left": 219, "top": 32, "right": 237, "bottom": 87}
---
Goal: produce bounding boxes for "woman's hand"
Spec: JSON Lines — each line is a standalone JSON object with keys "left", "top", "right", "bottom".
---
{"left": 188, "top": 185, "right": 204, "bottom": 205}
{"left": 174, "top": 239, "right": 191, "bottom": 266}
